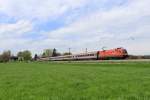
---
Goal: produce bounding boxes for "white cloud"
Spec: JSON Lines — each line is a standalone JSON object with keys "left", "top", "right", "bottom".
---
{"left": 45, "top": 0, "right": 150, "bottom": 54}
{"left": 0, "top": 20, "right": 33, "bottom": 38}
{"left": 0, "top": 0, "right": 89, "bottom": 20}
{"left": 0, "top": 0, "right": 150, "bottom": 55}
{"left": 0, "top": 20, "right": 33, "bottom": 53}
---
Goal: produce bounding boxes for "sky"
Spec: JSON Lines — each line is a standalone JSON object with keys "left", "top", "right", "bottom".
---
{"left": 0, "top": 0, "right": 150, "bottom": 55}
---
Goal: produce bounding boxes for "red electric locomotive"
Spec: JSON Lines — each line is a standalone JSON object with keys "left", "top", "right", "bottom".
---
{"left": 98, "top": 47, "right": 128, "bottom": 60}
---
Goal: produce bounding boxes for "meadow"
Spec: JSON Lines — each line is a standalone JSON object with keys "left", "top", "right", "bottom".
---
{"left": 0, "top": 61, "right": 150, "bottom": 100}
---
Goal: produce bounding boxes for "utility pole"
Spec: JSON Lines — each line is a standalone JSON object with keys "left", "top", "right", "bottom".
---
{"left": 86, "top": 48, "right": 87, "bottom": 53}
{"left": 69, "top": 48, "right": 71, "bottom": 55}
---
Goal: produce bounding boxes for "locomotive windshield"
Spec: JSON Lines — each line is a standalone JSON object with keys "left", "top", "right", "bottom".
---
{"left": 123, "top": 50, "right": 128, "bottom": 54}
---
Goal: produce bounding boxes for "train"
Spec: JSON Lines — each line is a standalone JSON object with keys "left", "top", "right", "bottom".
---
{"left": 49, "top": 47, "right": 128, "bottom": 61}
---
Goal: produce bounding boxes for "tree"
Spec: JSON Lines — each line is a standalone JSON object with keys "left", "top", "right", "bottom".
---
{"left": 52, "top": 48, "right": 62, "bottom": 57}
{"left": 42, "top": 49, "right": 53, "bottom": 57}
{"left": 0, "top": 50, "right": 11, "bottom": 62}
{"left": 34, "top": 54, "right": 38, "bottom": 61}
{"left": 0, "top": 55, "right": 2, "bottom": 62}
{"left": 23, "top": 50, "right": 32, "bottom": 61}
{"left": 52, "top": 48, "right": 57, "bottom": 57}
{"left": 63, "top": 52, "right": 72, "bottom": 55}
{"left": 17, "top": 50, "right": 32, "bottom": 61}
{"left": 17, "top": 51, "right": 24, "bottom": 61}
{"left": 56, "top": 52, "right": 61, "bottom": 56}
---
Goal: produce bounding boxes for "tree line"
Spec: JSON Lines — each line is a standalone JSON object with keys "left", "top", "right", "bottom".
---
{"left": 0, "top": 48, "right": 72, "bottom": 63}
{"left": 0, "top": 50, "right": 32, "bottom": 63}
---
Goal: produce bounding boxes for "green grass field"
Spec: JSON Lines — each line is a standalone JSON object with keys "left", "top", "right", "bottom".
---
{"left": 0, "top": 61, "right": 150, "bottom": 100}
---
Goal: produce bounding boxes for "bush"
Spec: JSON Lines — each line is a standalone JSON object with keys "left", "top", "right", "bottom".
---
{"left": 0, "top": 51, "right": 11, "bottom": 63}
